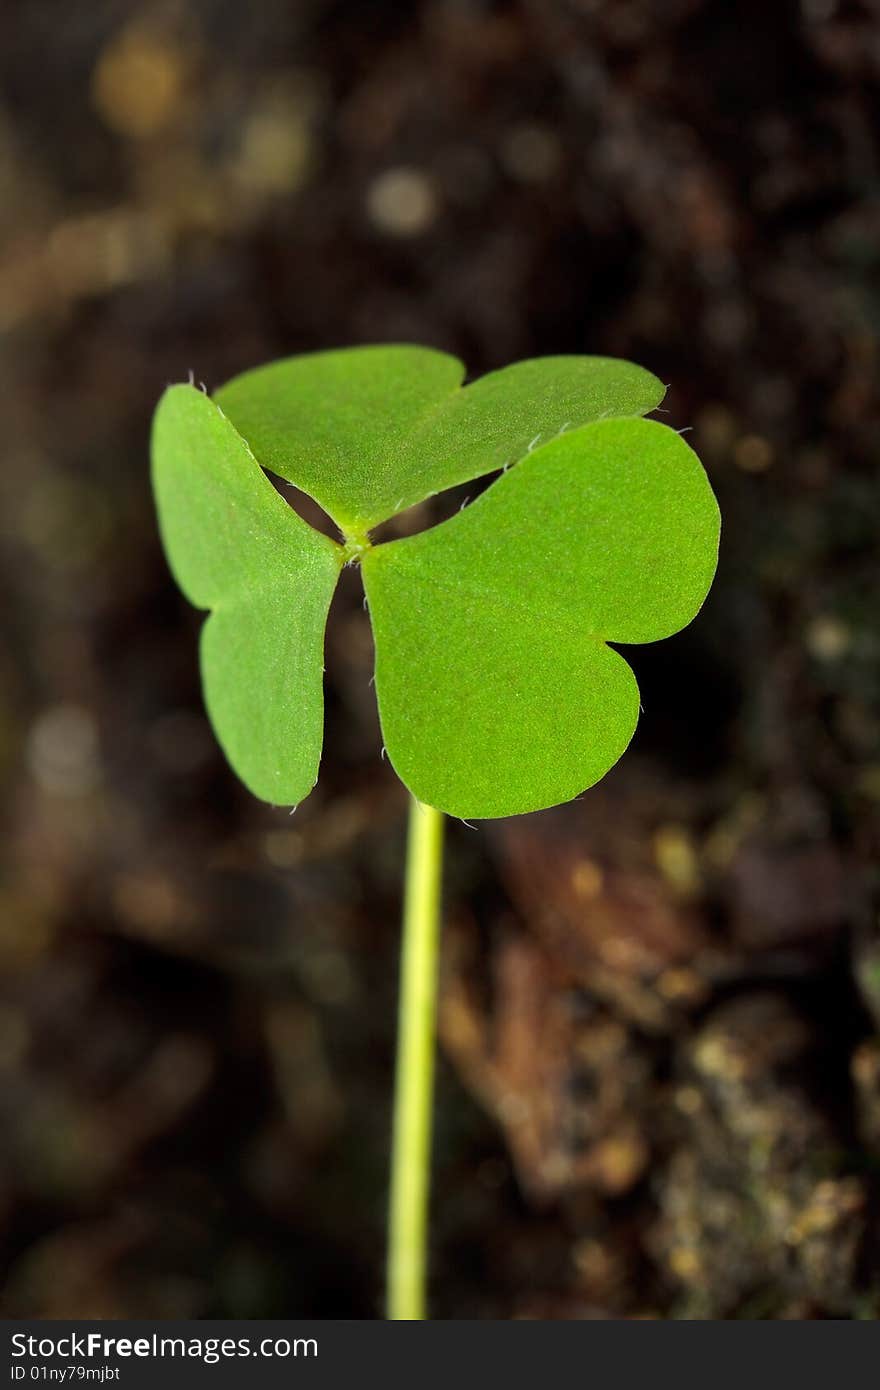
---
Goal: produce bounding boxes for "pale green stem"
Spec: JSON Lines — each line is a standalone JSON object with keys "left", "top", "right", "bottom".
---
{"left": 387, "top": 796, "right": 445, "bottom": 1320}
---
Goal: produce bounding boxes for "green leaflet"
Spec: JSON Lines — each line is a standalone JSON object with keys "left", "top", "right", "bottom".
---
{"left": 151, "top": 385, "right": 343, "bottom": 804}
{"left": 214, "top": 345, "right": 665, "bottom": 533}
{"left": 152, "top": 349, "right": 720, "bottom": 820}
{"left": 362, "top": 417, "right": 720, "bottom": 817}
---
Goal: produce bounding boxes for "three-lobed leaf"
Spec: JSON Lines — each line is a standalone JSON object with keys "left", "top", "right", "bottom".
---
{"left": 152, "top": 347, "right": 719, "bottom": 818}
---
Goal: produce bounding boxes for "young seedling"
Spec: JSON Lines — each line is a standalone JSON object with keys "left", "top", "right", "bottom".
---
{"left": 151, "top": 345, "right": 720, "bottom": 1320}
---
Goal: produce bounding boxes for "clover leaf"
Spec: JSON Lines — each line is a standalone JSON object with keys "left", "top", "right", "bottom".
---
{"left": 151, "top": 346, "right": 719, "bottom": 819}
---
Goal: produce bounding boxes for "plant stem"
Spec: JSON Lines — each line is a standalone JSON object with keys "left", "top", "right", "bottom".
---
{"left": 387, "top": 796, "right": 445, "bottom": 1320}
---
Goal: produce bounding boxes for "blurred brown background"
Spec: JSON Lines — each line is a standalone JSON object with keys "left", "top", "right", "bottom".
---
{"left": 1, "top": 0, "right": 878, "bottom": 1319}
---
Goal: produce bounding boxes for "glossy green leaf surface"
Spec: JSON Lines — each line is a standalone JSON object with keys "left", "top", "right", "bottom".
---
{"left": 214, "top": 345, "right": 665, "bottom": 532}
{"left": 152, "top": 349, "right": 719, "bottom": 820}
{"left": 151, "top": 385, "right": 343, "bottom": 804}
{"left": 362, "top": 417, "right": 720, "bottom": 817}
